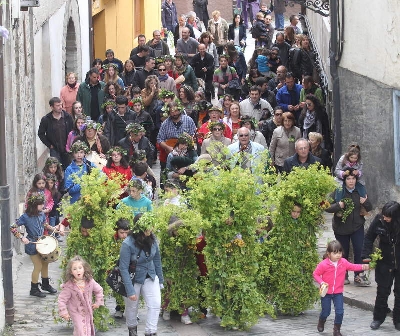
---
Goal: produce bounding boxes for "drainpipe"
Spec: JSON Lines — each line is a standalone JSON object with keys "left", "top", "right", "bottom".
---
{"left": 0, "top": 0, "right": 14, "bottom": 326}
{"left": 88, "top": 0, "right": 93, "bottom": 62}
{"left": 330, "top": 0, "right": 342, "bottom": 164}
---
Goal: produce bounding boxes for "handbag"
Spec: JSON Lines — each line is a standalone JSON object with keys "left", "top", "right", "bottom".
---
{"left": 228, "top": 77, "right": 241, "bottom": 90}
{"left": 106, "top": 251, "right": 141, "bottom": 297}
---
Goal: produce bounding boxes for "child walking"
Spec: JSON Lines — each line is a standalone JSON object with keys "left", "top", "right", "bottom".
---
{"left": 313, "top": 240, "right": 369, "bottom": 336}
{"left": 45, "top": 173, "right": 63, "bottom": 241}
{"left": 58, "top": 255, "right": 104, "bottom": 336}
{"left": 26, "top": 173, "right": 54, "bottom": 222}
{"left": 10, "top": 192, "right": 58, "bottom": 297}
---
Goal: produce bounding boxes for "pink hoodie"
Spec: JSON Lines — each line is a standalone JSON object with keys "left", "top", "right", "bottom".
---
{"left": 313, "top": 257, "right": 364, "bottom": 294}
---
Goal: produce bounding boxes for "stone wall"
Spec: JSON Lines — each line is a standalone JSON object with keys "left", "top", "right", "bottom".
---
{"left": 338, "top": 67, "right": 400, "bottom": 209}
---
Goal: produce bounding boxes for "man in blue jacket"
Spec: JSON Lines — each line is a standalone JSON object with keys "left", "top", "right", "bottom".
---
{"left": 276, "top": 72, "right": 302, "bottom": 121}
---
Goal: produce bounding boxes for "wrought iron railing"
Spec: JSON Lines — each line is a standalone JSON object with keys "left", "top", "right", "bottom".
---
{"left": 287, "top": 0, "right": 330, "bottom": 17}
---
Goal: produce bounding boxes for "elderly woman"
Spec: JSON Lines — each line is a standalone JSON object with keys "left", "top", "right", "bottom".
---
{"left": 298, "top": 93, "right": 332, "bottom": 152}
{"left": 222, "top": 100, "right": 241, "bottom": 137}
{"left": 119, "top": 213, "right": 164, "bottom": 336}
{"left": 269, "top": 112, "right": 301, "bottom": 173}
{"left": 157, "top": 62, "right": 178, "bottom": 95}
{"left": 60, "top": 72, "right": 79, "bottom": 114}
{"left": 308, "top": 132, "right": 332, "bottom": 169}
{"left": 174, "top": 54, "right": 198, "bottom": 92}
{"left": 200, "top": 120, "right": 231, "bottom": 166}
{"left": 213, "top": 54, "right": 239, "bottom": 98}
{"left": 325, "top": 169, "right": 373, "bottom": 286}
{"left": 233, "top": 116, "right": 267, "bottom": 148}
{"left": 73, "top": 120, "right": 110, "bottom": 165}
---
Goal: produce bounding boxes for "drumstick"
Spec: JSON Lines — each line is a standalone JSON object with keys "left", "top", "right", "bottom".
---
{"left": 30, "top": 242, "right": 48, "bottom": 245}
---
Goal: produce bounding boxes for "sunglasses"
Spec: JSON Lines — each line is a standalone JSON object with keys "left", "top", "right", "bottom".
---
{"left": 212, "top": 127, "right": 223, "bottom": 131}
{"left": 238, "top": 134, "right": 249, "bottom": 137}
{"left": 158, "top": 68, "right": 167, "bottom": 71}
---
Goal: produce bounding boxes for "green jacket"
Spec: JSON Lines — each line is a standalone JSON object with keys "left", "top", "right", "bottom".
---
{"left": 76, "top": 80, "right": 105, "bottom": 120}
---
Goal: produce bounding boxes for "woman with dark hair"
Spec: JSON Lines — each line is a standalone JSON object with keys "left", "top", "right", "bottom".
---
{"left": 98, "top": 99, "right": 116, "bottom": 126}
{"left": 103, "top": 81, "right": 122, "bottom": 102}
{"left": 326, "top": 169, "right": 373, "bottom": 287}
{"left": 164, "top": 56, "right": 179, "bottom": 81}
{"left": 269, "top": 111, "right": 301, "bottom": 173}
{"left": 298, "top": 93, "right": 332, "bottom": 152}
{"left": 71, "top": 101, "right": 84, "bottom": 119}
{"left": 224, "top": 41, "right": 248, "bottom": 86}
{"left": 300, "top": 75, "right": 324, "bottom": 105}
{"left": 119, "top": 212, "right": 164, "bottom": 336}
{"left": 260, "top": 106, "right": 283, "bottom": 147}
{"left": 199, "top": 31, "right": 218, "bottom": 67}
{"left": 362, "top": 201, "right": 400, "bottom": 331}
{"left": 66, "top": 114, "right": 85, "bottom": 152}
{"left": 141, "top": 75, "right": 160, "bottom": 116}
{"left": 228, "top": 14, "right": 246, "bottom": 49}
{"left": 102, "top": 146, "right": 132, "bottom": 182}
{"left": 121, "top": 59, "right": 136, "bottom": 88}
{"left": 284, "top": 26, "right": 296, "bottom": 46}
{"left": 174, "top": 54, "right": 198, "bottom": 92}
{"left": 92, "top": 58, "right": 104, "bottom": 80}
{"left": 73, "top": 120, "right": 110, "bottom": 159}
{"left": 178, "top": 85, "right": 196, "bottom": 117}
{"left": 219, "top": 94, "right": 233, "bottom": 116}
{"left": 241, "top": 68, "right": 262, "bottom": 98}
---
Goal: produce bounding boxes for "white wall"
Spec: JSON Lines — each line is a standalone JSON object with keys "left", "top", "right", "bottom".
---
{"left": 79, "top": 1, "right": 90, "bottom": 74}
{"left": 340, "top": 0, "right": 400, "bottom": 88}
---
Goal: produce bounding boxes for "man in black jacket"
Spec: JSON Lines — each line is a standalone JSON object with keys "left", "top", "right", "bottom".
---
{"left": 38, "top": 97, "right": 74, "bottom": 169}
{"left": 132, "top": 57, "right": 156, "bottom": 89}
{"left": 190, "top": 44, "right": 214, "bottom": 102}
{"left": 283, "top": 138, "right": 320, "bottom": 173}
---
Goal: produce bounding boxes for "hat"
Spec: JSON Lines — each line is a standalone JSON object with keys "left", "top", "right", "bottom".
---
{"left": 208, "top": 106, "right": 223, "bottom": 114}
{"left": 126, "top": 123, "right": 145, "bottom": 135}
{"left": 70, "top": 140, "right": 90, "bottom": 154}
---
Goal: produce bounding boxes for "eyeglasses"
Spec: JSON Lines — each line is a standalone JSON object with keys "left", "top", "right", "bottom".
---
{"left": 212, "top": 127, "right": 223, "bottom": 131}
{"left": 158, "top": 68, "right": 167, "bottom": 72}
{"left": 238, "top": 134, "right": 249, "bottom": 137}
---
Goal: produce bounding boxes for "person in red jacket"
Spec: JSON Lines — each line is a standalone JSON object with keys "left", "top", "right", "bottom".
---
{"left": 313, "top": 240, "right": 369, "bottom": 336}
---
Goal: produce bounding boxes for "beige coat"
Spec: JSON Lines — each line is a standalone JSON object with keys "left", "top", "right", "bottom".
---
{"left": 269, "top": 126, "right": 301, "bottom": 167}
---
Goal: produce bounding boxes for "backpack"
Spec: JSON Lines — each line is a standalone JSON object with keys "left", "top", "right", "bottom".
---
{"left": 288, "top": 47, "right": 302, "bottom": 79}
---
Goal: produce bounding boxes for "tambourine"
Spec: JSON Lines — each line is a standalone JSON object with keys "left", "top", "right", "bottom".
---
{"left": 319, "top": 283, "right": 329, "bottom": 297}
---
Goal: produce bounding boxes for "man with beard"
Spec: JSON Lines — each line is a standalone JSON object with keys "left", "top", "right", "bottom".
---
{"left": 157, "top": 101, "right": 196, "bottom": 171}
{"left": 146, "top": 30, "right": 170, "bottom": 58}
{"left": 268, "top": 65, "right": 287, "bottom": 93}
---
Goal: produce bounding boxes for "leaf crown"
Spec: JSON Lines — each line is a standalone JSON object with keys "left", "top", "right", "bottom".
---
{"left": 27, "top": 192, "right": 45, "bottom": 204}
{"left": 107, "top": 146, "right": 127, "bottom": 157}
{"left": 126, "top": 123, "right": 145, "bottom": 135}
{"left": 70, "top": 140, "right": 90, "bottom": 154}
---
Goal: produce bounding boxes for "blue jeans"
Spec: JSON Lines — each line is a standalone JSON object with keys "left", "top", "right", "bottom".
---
{"left": 320, "top": 293, "right": 344, "bottom": 324}
{"left": 275, "top": 13, "right": 284, "bottom": 29}
{"left": 335, "top": 225, "right": 365, "bottom": 277}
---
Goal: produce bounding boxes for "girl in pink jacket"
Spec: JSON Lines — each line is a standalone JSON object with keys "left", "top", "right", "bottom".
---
{"left": 58, "top": 256, "right": 104, "bottom": 336}
{"left": 313, "top": 240, "right": 369, "bottom": 336}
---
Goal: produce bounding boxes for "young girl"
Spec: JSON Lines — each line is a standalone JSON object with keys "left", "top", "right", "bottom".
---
{"left": 10, "top": 193, "right": 58, "bottom": 297}
{"left": 66, "top": 115, "right": 85, "bottom": 153}
{"left": 313, "top": 240, "right": 369, "bottom": 335}
{"left": 26, "top": 174, "right": 54, "bottom": 222}
{"left": 45, "top": 173, "right": 62, "bottom": 241}
{"left": 42, "top": 157, "right": 64, "bottom": 190}
{"left": 58, "top": 255, "right": 104, "bottom": 336}
{"left": 334, "top": 144, "right": 366, "bottom": 196}
{"left": 64, "top": 140, "right": 94, "bottom": 204}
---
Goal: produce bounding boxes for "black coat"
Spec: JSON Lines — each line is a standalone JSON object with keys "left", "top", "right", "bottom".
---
{"left": 73, "top": 134, "right": 110, "bottom": 155}
{"left": 118, "top": 135, "right": 155, "bottom": 167}
{"left": 283, "top": 152, "right": 321, "bottom": 174}
{"left": 362, "top": 215, "right": 400, "bottom": 282}
{"left": 228, "top": 24, "right": 247, "bottom": 43}
{"left": 193, "top": 0, "right": 209, "bottom": 24}
{"left": 103, "top": 109, "right": 137, "bottom": 146}
{"left": 38, "top": 111, "right": 74, "bottom": 153}
{"left": 190, "top": 52, "right": 215, "bottom": 81}
{"left": 132, "top": 68, "right": 157, "bottom": 90}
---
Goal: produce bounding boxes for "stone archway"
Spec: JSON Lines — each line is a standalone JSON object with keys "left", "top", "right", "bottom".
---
{"left": 65, "top": 18, "right": 77, "bottom": 79}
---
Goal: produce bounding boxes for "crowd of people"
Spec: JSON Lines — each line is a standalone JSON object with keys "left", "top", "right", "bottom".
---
{"left": 8, "top": 1, "right": 400, "bottom": 336}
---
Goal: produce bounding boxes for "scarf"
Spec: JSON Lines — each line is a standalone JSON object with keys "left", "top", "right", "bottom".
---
{"left": 303, "top": 110, "right": 316, "bottom": 132}
{"left": 171, "top": 147, "right": 188, "bottom": 157}
{"left": 175, "top": 64, "right": 187, "bottom": 75}
{"left": 67, "top": 82, "right": 77, "bottom": 88}
{"left": 158, "top": 73, "right": 169, "bottom": 82}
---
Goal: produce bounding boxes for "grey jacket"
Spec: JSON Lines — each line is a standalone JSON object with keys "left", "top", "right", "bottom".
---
{"left": 119, "top": 235, "right": 164, "bottom": 297}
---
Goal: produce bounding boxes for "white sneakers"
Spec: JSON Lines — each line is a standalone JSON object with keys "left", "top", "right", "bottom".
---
{"left": 181, "top": 314, "right": 193, "bottom": 325}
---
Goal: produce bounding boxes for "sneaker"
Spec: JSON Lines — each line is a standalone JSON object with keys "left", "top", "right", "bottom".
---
{"left": 354, "top": 274, "right": 371, "bottom": 287}
{"left": 114, "top": 310, "right": 123, "bottom": 319}
{"left": 162, "top": 310, "right": 170, "bottom": 321}
{"left": 181, "top": 314, "right": 193, "bottom": 325}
